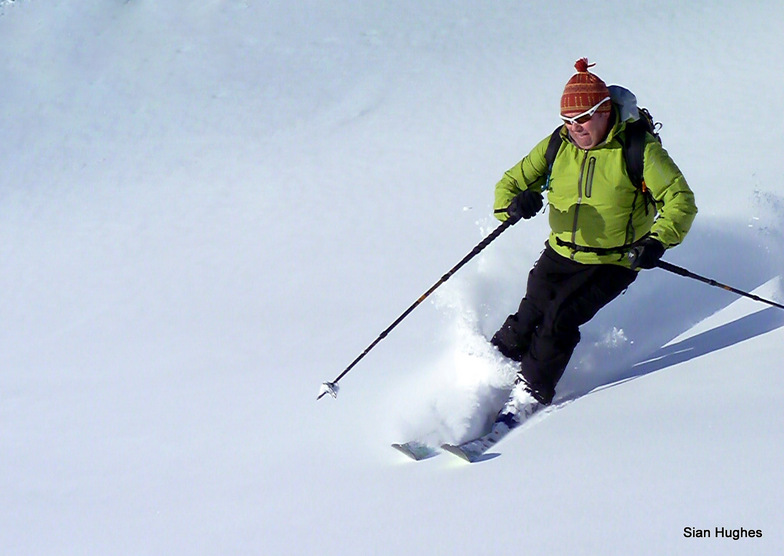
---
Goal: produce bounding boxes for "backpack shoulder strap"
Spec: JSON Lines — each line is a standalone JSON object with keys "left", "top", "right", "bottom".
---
{"left": 544, "top": 126, "right": 562, "bottom": 169}
{"left": 543, "top": 126, "right": 563, "bottom": 191}
{"left": 622, "top": 119, "right": 647, "bottom": 193}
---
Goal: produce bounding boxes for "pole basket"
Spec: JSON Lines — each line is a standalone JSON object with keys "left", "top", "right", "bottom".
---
{"left": 318, "top": 381, "right": 340, "bottom": 400}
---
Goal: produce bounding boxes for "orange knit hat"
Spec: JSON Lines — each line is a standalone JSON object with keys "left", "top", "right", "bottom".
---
{"left": 560, "top": 58, "right": 611, "bottom": 114}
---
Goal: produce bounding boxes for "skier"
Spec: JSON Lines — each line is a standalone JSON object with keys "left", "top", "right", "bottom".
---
{"left": 491, "top": 59, "right": 697, "bottom": 415}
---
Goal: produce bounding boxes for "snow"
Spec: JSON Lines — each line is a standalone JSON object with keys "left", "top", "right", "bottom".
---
{"left": 2, "top": 0, "right": 784, "bottom": 554}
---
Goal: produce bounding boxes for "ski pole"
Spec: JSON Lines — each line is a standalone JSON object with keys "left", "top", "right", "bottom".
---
{"left": 318, "top": 219, "right": 515, "bottom": 400}
{"left": 656, "top": 260, "right": 784, "bottom": 310}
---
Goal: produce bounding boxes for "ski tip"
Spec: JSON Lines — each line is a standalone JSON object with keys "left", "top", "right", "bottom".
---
{"left": 440, "top": 443, "right": 475, "bottom": 463}
{"left": 392, "top": 442, "right": 439, "bottom": 461}
{"left": 441, "top": 444, "right": 501, "bottom": 463}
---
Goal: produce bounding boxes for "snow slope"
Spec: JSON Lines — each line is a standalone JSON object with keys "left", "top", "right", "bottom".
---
{"left": 2, "top": 1, "right": 783, "bottom": 554}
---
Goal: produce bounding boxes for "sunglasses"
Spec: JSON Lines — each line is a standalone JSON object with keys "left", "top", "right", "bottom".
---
{"left": 560, "top": 97, "right": 611, "bottom": 125}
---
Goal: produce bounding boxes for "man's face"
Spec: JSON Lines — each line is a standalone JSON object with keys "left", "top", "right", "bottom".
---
{"left": 563, "top": 110, "right": 611, "bottom": 150}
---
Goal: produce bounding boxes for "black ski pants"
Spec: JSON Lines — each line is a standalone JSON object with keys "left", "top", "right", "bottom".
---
{"left": 491, "top": 244, "right": 637, "bottom": 404}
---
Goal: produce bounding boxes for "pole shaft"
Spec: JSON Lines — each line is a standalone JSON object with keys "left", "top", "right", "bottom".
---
{"left": 657, "top": 260, "right": 784, "bottom": 310}
{"left": 319, "top": 220, "right": 513, "bottom": 398}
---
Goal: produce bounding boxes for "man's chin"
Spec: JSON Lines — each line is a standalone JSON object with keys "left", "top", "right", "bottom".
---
{"left": 574, "top": 137, "right": 594, "bottom": 149}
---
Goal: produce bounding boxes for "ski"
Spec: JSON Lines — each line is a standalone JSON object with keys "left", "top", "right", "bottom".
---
{"left": 391, "top": 441, "right": 440, "bottom": 461}
{"left": 440, "top": 392, "right": 544, "bottom": 463}
{"left": 440, "top": 412, "right": 523, "bottom": 462}
{"left": 394, "top": 382, "right": 549, "bottom": 463}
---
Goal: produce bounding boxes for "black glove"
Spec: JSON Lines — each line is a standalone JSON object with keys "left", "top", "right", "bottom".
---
{"left": 628, "top": 237, "right": 665, "bottom": 270}
{"left": 506, "top": 190, "right": 543, "bottom": 224}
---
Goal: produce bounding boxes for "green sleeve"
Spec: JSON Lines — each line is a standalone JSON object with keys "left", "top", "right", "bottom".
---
{"left": 642, "top": 139, "right": 698, "bottom": 248}
{"left": 493, "top": 135, "right": 552, "bottom": 221}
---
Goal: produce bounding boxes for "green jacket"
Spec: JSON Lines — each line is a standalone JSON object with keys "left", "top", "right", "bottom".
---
{"left": 494, "top": 109, "right": 697, "bottom": 267}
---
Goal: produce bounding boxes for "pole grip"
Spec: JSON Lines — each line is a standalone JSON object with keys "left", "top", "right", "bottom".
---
{"left": 656, "top": 260, "right": 691, "bottom": 277}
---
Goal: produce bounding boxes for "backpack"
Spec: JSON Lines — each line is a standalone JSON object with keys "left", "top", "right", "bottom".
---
{"left": 543, "top": 105, "right": 661, "bottom": 212}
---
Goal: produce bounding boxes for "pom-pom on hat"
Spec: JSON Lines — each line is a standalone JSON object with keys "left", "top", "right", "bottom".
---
{"left": 560, "top": 58, "right": 611, "bottom": 115}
